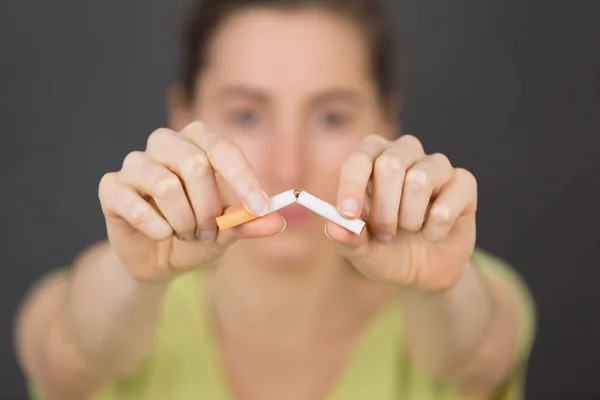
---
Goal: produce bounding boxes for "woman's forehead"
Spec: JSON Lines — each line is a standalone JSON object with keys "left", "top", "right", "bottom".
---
{"left": 202, "top": 8, "right": 373, "bottom": 95}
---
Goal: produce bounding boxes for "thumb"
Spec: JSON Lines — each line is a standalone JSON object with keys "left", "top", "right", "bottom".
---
{"left": 215, "top": 205, "right": 286, "bottom": 247}
{"left": 324, "top": 220, "right": 372, "bottom": 263}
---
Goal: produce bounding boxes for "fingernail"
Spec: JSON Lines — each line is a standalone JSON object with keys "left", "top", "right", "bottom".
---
{"left": 376, "top": 234, "right": 393, "bottom": 244}
{"left": 324, "top": 223, "right": 333, "bottom": 241}
{"left": 277, "top": 218, "right": 287, "bottom": 234}
{"left": 177, "top": 233, "right": 196, "bottom": 242}
{"left": 246, "top": 191, "right": 270, "bottom": 216}
{"left": 200, "top": 229, "right": 217, "bottom": 244}
{"left": 340, "top": 198, "right": 359, "bottom": 217}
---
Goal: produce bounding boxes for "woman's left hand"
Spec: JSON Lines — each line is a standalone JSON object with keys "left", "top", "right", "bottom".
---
{"left": 327, "top": 134, "right": 478, "bottom": 292}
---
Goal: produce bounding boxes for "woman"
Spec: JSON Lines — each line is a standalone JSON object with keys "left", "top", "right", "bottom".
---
{"left": 15, "top": 0, "right": 535, "bottom": 399}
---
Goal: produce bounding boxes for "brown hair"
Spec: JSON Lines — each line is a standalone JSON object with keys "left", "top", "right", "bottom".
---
{"left": 179, "top": 0, "right": 399, "bottom": 106}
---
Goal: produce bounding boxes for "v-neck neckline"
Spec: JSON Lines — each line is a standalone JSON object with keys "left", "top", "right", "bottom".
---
{"left": 192, "top": 270, "right": 405, "bottom": 400}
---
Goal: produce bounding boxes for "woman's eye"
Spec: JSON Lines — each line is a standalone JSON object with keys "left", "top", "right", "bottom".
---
{"left": 318, "top": 112, "right": 348, "bottom": 128}
{"left": 230, "top": 109, "right": 259, "bottom": 127}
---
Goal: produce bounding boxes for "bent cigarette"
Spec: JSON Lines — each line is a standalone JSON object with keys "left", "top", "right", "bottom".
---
{"left": 296, "top": 191, "right": 365, "bottom": 235}
{"left": 216, "top": 189, "right": 297, "bottom": 230}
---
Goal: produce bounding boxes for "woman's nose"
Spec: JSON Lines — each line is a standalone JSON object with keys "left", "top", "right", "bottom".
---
{"left": 270, "top": 133, "right": 305, "bottom": 184}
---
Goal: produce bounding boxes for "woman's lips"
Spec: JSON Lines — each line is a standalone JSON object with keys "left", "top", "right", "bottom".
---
{"left": 276, "top": 202, "right": 315, "bottom": 225}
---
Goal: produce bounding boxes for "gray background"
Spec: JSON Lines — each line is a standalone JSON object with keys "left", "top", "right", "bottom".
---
{"left": 1, "top": 0, "right": 599, "bottom": 398}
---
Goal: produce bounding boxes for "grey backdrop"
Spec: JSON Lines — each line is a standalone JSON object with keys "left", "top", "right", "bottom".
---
{"left": 1, "top": 0, "right": 599, "bottom": 398}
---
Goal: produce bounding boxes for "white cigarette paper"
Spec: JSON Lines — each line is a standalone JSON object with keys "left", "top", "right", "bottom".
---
{"left": 264, "top": 189, "right": 298, "bottom": 215}
{"left": 216, "top": 189, "right": 297, "bottom": 230}
{"left": 216, "top": 188, "right": 366, "bottom": 234}
{"left": 296, "top": 191, "right": 365, "bottom": 235}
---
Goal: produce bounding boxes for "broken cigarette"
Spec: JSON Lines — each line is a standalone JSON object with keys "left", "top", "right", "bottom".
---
{"left": 216, "top": 188, "right": 366, "bottom": 235}
{"left": 216, "top": 189, "right": 297, "bottom": 230}
{"left": 296, "top": 191, "right": 366, "bottom": 235}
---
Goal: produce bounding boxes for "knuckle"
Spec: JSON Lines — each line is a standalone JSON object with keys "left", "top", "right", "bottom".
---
{"left": 146, "top": 127, "right": 174, "bottom": 148}
{"left": 183, "top": 120, "right": 207, "bottom": 133}
{"left": 430, "top": 152, "right": 452, "bottom": 167}
{"left": 152, "top": 174, "right": 181, "bottom": 198}
{"left": 205, "top": 136, "right": 236, "bottom": 162}
{"left": 430, "top": 206, "right": 454, "bottom": 225}
{"left": 455, "top": 167, "right": 478, "bottom": 189}
{"left": 400, "top": 212, "right": 425, "bottom": 232}
{"left": 365, "top": 133, "right": 386, "bottom": 146}
{"left": 182, "top": 151, "right": 211, "bottom": 177}
{"left": 121, "top": 151, "right": 145, "bottom": 171}
{"left": 98, "top": 172, "right": 117, "bottom": 201}
{"left": 403, "top": 220, "right": 424, "bottom": 233}
{"left": 376, "top": 154, "right": 405, "bottom": 178}
{"left": 347, "top": 150, "right": 374, "bottom": 171}
{"left": 406, "top": 168, "right": 430, "bottom": 189}
{"left": 397, "top": 133, "right": 419, "bottom": 145}
{"left": 423, "top": 228, "right": 445, "bottom": 243}
{"left": 129, "top": 202, "right": 150, "bottom": 227}
{"left": 396, "top": 134, "right": 423, "bottom": 151}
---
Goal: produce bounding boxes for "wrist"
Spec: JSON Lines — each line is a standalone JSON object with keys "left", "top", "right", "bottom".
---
{"left": 58, "top": 244, "right": 169, "bottom": 373}
{"left": 398, "top": 258, "right": 474, "bottom": 301}
{"left": 105, "top": 245, "right": 173, "bottom": 291}
{"left": 398, "top": 259, "right": 500, "bottom": 380}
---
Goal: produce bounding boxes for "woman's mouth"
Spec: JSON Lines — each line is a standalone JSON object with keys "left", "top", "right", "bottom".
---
{"left": 277, "top": 202, "right": 315, "bottom": 226}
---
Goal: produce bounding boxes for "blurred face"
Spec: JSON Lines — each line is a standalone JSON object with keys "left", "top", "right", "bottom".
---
{"left": 173, "top": 8, "right": 395, "bottom": 265}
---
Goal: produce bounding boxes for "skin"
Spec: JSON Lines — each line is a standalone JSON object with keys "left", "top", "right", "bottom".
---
{"left": 14, "top": 8, "right": 522, "bottom": 400}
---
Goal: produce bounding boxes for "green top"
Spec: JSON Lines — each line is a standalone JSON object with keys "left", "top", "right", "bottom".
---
{"left": 30, "top": 248, "right": 536, "bottom": 400}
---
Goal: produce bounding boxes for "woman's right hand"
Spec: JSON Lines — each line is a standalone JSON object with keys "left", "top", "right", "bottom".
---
{"left": 97, "top": 121, "right": 284, "bottom": 283}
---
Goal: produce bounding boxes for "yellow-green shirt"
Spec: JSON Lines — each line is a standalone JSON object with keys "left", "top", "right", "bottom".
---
{"left": 30, "top": 248, "right": 536, "bottom": 399}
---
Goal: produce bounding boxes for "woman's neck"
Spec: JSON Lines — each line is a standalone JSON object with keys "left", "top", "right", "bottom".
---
{"left": 208, "top": 246, "right": 387, "bottom": 349}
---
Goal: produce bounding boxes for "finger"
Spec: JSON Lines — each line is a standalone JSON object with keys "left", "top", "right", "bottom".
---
{"left": 336, "top": 135, "right": 390, "bottom": 219}
{"left": 98, "top": 173, "right": 173, "bottom": 240}
{"left": 398, "top": 153, "right": 454, "bottom": 233}
{"left": 224, "top": 209, "right": 287, "bottom": 239}
{"left": 324, "top": 219, "right": 369, "bottom": 247}
{"left": 393, "top": 133, "right": 426, "bottom": 154}
{"left": 211, "top": 207, "right": 287, "bottom": 248}
{"left": 370, "top": 147, "right": 425, "bottom": 242}
{"left": 422, "top": 168, "right": 478, "bottom": 242}
{"left": 181, "top": 121, "right": 270, "bottom": 217}
{"left": 146, "top": 128, "right": 222, "bottom": 243}
{"left": 119, "top": 151, "right": 197, "bottom": 241}
{"left": 323, "top": 220, "right": 374, "bottom": 277}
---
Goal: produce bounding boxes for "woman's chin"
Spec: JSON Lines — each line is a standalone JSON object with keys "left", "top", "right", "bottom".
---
{"left": 246, "top": 225, "right": 330, "bottom": 268}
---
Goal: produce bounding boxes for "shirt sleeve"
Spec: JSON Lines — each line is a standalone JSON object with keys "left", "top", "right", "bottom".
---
{"left": 471, "top": 248, "right": 537, "bottom": 400}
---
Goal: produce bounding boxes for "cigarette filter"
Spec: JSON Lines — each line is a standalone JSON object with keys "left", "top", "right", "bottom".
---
{"left": 296, "top": 191, "right": 365, "bottom": 235}
{"left": 216, "top": 189, "right": 297, "bottom": 230}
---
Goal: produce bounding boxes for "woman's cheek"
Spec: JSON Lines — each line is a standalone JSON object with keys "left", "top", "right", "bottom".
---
{"left": 234, "top": 136, "right": 268, "bottom": 170}
{"left": 312, "top": 132, "right": 362, "bottom": 165}
{"left": 309, "top": 135, "right": 358, "bottom": 197}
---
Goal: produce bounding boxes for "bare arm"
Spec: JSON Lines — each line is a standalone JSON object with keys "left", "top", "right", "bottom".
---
{"left": 399, "top": 259, "right": 524, "bottom": 392}
{"left": 15, "top": 122, "right": 282, "bottom": 400}
{"left": 15, "top": 242, "right": 168, "bottom": 400}
{"left": 327, "top": 134, "right": 533, "bottom": 396}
